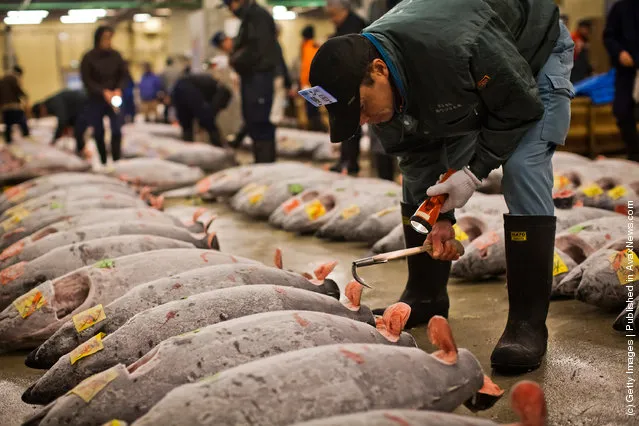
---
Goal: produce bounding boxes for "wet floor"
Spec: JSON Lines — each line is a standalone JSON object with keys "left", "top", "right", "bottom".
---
{"left": 0, "top": 201, "right": 630, "bottom": 425}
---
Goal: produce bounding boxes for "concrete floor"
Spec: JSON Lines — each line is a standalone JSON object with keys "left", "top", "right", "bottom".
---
{"left": 0, "top": 201, "right": 630, "bottom": 425}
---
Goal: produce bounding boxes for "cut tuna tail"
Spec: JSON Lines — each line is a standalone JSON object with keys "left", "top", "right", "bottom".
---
{"left": 375, "top": 302, "right": 411, "bottom": 342}
{"left": 314, "top": 261, "right": 338, "bottom": 281}
{"left": 274, "top": 248, "right": 283, "bottom": 269}
{"left": 508, "top": 381, "right": 547, "bottom": 426}
{"left": 427, "top": 315, "right": 458, "bottom": 365}
{"left": 464, "top": 375, "right": 505, "bottom": 412}
{"left": 344, "top": 280, "right": 363, "bottom": 311}
{"left": 555, "top": 234, "right": 596, "bottom": 264}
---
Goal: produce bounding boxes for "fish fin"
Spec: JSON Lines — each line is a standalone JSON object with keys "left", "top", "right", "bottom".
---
{"left": 508, "top": 380, "right": 547, "bottom": 426}
{"left": 313, "top": 261, "right": 338, "bottom": 281}
{"left": 464, "top": 375, "right": 505, "bottom": 412}
{"left": 274, "top": 248, "right": 283, "bottom": 269}
{"left": 376, "top": 302, "right": 411, "bottom": 342}
{"left": 343, "top": 280, "right": 362, "bottom": 311}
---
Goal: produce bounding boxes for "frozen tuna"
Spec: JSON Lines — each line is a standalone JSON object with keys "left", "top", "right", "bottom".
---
{"left": 0, "top": 142, "right": 90, "bottom": 185}
{"left": 0, "top": 220, "right": 218, "bottom": 270}
{"left": 293, "top": 380, "right": 546, "bottom": 426}
{"left": 555, "top": 216, "right": 628, "bottom": 265}
{"left": 0, "top": 173, "right": 129, "bottom": 213}
{"left": 351, "top": 205, "right": 401, "bottom": 245}
{"left": 0, "top": 235, "right": 197, "bottom": 310}
{"left": 23, "top": 282, "right": 372, "bottom": 403}
{"left": 105, "top": 158, "right": 204, "bottom": 192}
{"left": 29, "top": 263, "right": 340, "bottom": 369}
{"left": 614, "top": 296, "right": 637, "bottom": 334}
{"left": 0, "top": 249, "right": 257, "bottom": 352}
{"left": 132, "top": 316, "right": 502, "bottom": 426}
{"left": 370, "top": 224, "right": 404, "bottom": 254}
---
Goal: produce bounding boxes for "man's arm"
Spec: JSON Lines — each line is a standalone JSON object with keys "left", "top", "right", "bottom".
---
{"left": 466, "top": 17, "right": 546, "bottom": 180}
{"left": 230, "top": 21, "right": 260, "bottom": 74}
{"left": 603, "top": 2, "right": 624, "bottom": 64}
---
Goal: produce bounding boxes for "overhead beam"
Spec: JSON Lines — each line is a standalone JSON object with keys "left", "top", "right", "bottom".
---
{"left": 267, "top": 0, "right": 325, "bottom": 7}
{"left": 0, "top": 1, "right": 202, "bottom": 11}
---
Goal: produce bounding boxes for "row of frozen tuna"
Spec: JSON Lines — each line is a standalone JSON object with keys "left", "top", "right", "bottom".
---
{"left": 238, "top": 127, "right": 339, "bottom": 161}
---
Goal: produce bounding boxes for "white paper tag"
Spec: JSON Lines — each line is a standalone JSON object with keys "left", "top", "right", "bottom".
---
{"left": 298, "top": 86, "right": 338, "bottom": 107}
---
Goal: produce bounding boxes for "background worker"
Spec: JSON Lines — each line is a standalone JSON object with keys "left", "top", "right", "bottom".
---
{"left": 139, "top": 62, "right": 164, "bottom": 123}
{"left": 171, "top": 73, "right": 232, "bottom": 146}
{"left": 222, "top": 0, "right": 279, "bottom": 163}
{"left": 31, "top": 89, "right": 88, "bottom": 154}
{"left": 0, "top": 65, "right": 30, "bottom": 144}
{"left": 304, "top": 0, "right": 572, "bottom": 373}
{"left": 603, "top": 0, "right": 639, "bottom": 162}
{"left": 160, "top": 57, "right": 183, "bottom": 124}
{"left": 299, "top": 25, "right": 326, "bottom": 132}
{"left": 80, "top": 25, "right": 128, "bottom": 165}
{"left": 325, "top": 0, "right": 367, "bottom": 176}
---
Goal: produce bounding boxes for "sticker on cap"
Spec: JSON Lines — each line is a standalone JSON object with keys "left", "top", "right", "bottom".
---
{"left": 298, "top": 86, "right": 338, "bottom": 107}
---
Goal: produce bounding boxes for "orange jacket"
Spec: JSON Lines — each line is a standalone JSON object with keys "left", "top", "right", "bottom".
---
{"left": 300, "top": 39, "right": 319, "bottom": 88}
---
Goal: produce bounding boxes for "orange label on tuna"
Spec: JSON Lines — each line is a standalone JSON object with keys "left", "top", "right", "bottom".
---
{"left": 1, "top": 261, "right": 25, "bottom": 285}
{"left": 283, "top": 198, "right": 301, "bottom": 214}
{"left": 610, "top": 249, "right": 639, "bottom": 286}
{"left": 305, "top": 200, "right": 326, "bottom": 221}
{"left": 473, "top": 231, "right": 500, "bottom": 250}
{"left": 13, "top": 288, "right": 46, "bottom": 318}
{"left": 3, "top": 187, "right": 26, "bottom": 202}
{"left": 73, "top": 304, "right": 107, "bottom": 333}
{"left": 553, "top": 175, "right": 571, "bottom": 190}
{"left": 70, "top": 365, "right": 118, "bottom": 402}
{"left": 0, "top": 240, "right": 24, "bottom": 261}
{"left": 69, "top": 332, "right": 106, "bottom": 365}
{"left": 195, "top": 178, "right": 211, "bottom": 194}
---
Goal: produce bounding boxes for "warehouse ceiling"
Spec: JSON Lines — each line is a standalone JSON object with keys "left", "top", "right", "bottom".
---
{"left": 0, "top": 1, "right": 203, "bottom": 11}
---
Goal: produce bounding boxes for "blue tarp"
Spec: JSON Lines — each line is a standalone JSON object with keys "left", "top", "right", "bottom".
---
{"left": 573, "top": 69, "right": 615, "bottom": 105}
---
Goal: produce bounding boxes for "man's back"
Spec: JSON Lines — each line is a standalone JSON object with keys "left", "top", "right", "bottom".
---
{"left": 230, "top": 1, "right": 278, "bottom": 76}
{"left": 0, "top": 75, "right": 24, "bottom": 109}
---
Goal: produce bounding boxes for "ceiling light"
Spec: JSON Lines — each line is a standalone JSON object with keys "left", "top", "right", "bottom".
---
{"left": 133, "top": 13, "right": 151, "bottom": 23}
{"left": 68, "top": 9, "right": 107, "bottom": 18}
{"left": 272, "top": 6, "right": 296, "bottom": 20}
{"left": 4, "top": 16, "right": 43, "bottom": 25}
{"left": 60, "top": 15, "right": 98, "bottom": 24}
{"left": 7, "top": 10, "right": 49, "bottom": 19}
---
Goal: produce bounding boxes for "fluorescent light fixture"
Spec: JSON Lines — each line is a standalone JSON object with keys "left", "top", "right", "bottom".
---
{"left": 133, "top": 13, "right": 151, "bottom": 23}
{"left": 60, "top": 15, "right": 98, "bottom": 24}
{"left": 68, "top": 9, "right": 107, "bottom": 18}
{"left": 4, "top": 16, "right": 43, "bottom": 25}
{"left": 7, "top": 10, "right": 49, "bottom": 19}
{"left": 272, "top": 6, "right": 296, "bottom": 20}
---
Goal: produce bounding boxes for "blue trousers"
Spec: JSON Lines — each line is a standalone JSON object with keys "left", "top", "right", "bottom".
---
{"left": 85, "top": 98, "right": 123, "bottom": 165}
{"left": 401, "top": 22, "right": 575, "bottom": 217}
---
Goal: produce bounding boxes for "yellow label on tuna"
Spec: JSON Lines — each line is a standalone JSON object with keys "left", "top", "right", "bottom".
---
{"left": 248, "top": 192, "right": 264, "bottom": 205}
{"left": 375, "top": 206, "right": 399, "bottom": 218}
{"left": 13, "top": 288, "right": 46, "bottom": 318}
{"left": 1, "top": 206, "right": 30, "bottom": 231}
{"left": 102, "top": 421, "right": 128, "bottom": 426}
{"left": 70, "top": 366, "right": 119, "bottom": 403}
{"left": 239, "top": 182, "right": 259, "bottom": 194}
{"left": 305, "top": 200, "right": 326, "bottom": 221}
{"left": 510, "top": 231, "right": 527, "bottom": 242}
{"left": 70, "top": 332, "right": 107, "bottom": 365}
{"left": 610, "top": 249, "right": 639, "bottom": 286}
{"left": 581, "top": 184, "right": 604, "bottom": 198}
{"left": 341, "top": 205, "right": 360, "bottom": 220}
{"left": 553, "top": 252, "right": 569, "bottom": 276}
{"left": 73, "top": 304, "right": 107, "bottom": 333}
{"left": 453, "top": 224, "right": 469, "bottom": 242}
{"left": 607, "top": 186, "right": 627, "bottom": 200}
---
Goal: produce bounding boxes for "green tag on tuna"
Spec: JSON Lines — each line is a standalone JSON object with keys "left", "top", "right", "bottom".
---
{"left": 288, "top": 184, "right": 304, "bottom": 195}
{"left": 568, "top": 225, "right": 584, "bottom": 234}
{"left": 385, "top": 191, "right": 397, "bottom": 197}
{"left": 334, "top": 187, "right": 346, "bottom": 192}
{"left": 95, "top": 259, "right": 115, "bottom": 269}
{"left": 50, "top": 201, "right": 63, "bottom": 209}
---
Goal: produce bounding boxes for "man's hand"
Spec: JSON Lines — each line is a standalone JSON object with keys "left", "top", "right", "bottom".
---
{"left": 113, "top": 89, "right": 122, "bottom": 97}
{"left": 425, "top": 220, "right": 460, "bottom": 261}
{"left": 620, "top": 51, "right": 635, "bottom": 68}
{"left": 103, "top": 89, "right": 113, "bottom": 104}
{"left": 426, "top": 167, "right": 481, "bottom": 213}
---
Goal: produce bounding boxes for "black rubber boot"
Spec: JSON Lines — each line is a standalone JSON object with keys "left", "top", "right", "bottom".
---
{"left": 491, "top": 214, "right": 556, "bottom": 373}
{"left": 252, "top": 140, "right": 276, "bottom": 163}
{"left": 372, "top": 202, "right": 450, "bottom": 329}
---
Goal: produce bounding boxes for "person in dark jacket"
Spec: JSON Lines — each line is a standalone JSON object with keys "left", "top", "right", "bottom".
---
{"left": 222, "top": 0, "right": 279, "bottom": 163}
{"left": 325, "top": 0, "right": 367, "bottom": 175}
{"left": 0, "top": 66, "right": 29, "bottom": 143}
{"left": 139, "top": 63, "right": 164, "bottom": 122}
{"left": 604, "top": 0, "right": 639, "bottom": 162}
{"left": 31, "top": 89, "right": 88, "bottom": 152}
{"left": 80, "top": 25, "right": 128, "bottom": 165}
{"left": 171, "top": 73, "right": 232, "bottom": 146}
{"left": 302, "top": 0, "right": 572, "bottom": 373}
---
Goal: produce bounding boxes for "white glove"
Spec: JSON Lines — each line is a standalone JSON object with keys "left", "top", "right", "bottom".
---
{"left": 426, "top": 167, "right": 481, "bottom": 213}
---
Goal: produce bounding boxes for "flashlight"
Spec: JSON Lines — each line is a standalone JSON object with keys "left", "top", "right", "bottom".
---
{"left": 410, "top": 169, "right": 455, "bottom": 235}
{"left": 111, "top": 95, "right": 123, "bottom": 109}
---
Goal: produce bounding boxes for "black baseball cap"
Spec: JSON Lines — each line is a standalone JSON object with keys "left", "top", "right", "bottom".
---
{"left": 211, "top": 31, "right": 226, "bottom": 48}
{"left": 308, "top": 34, "right": 372, "bottom": 143}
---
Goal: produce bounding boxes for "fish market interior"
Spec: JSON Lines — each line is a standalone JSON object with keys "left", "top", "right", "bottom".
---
{"left": 0, "top": 0, "right": 637, "bottom": 425}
